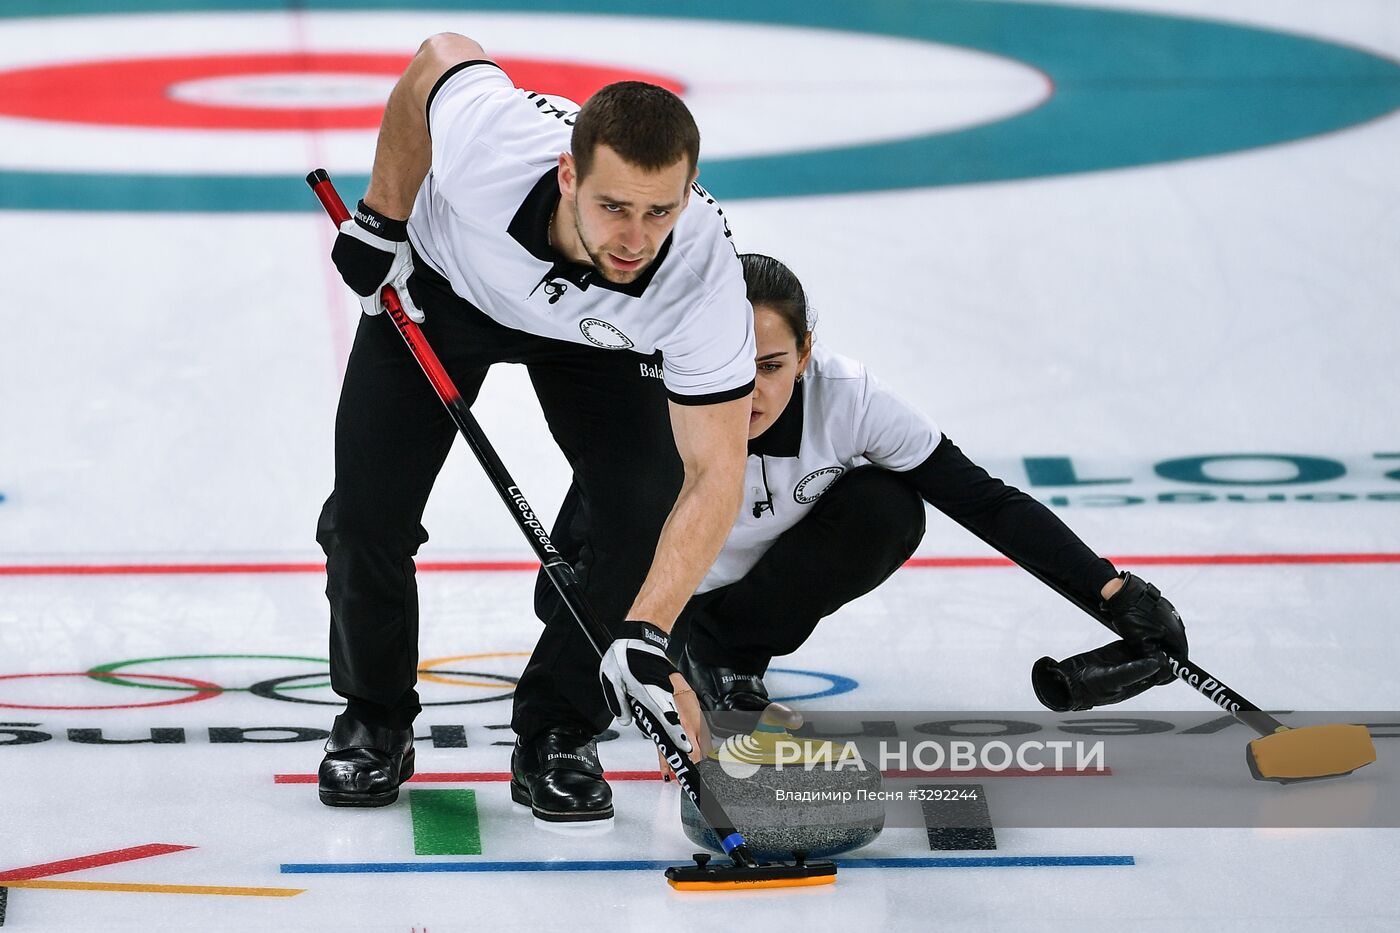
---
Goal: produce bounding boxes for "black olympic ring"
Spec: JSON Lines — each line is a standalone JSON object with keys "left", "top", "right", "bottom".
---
{"left": 247, "top": 670, "right": 519, "bottom": 706}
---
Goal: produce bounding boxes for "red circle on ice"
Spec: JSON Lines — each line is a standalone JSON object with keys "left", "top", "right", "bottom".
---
{"left": 0, "top": 53, "right": 685, "bottom": 130}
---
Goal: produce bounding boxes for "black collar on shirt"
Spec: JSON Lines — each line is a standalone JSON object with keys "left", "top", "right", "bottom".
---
{"left": 507, "top": 167, "right": 672, "bottom": 297}
{"left": 748, "top": 380, "right": 804, "bottom": 457}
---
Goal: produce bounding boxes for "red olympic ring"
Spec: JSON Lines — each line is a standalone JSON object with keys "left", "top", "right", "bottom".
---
{"left": 0, "top": 53, "right": 685, "bottom": 131}
{"left": 0, "top": 672, "right": 223, "bottom": 710}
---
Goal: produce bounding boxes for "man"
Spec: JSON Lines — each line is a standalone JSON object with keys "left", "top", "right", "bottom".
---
{"left": 316, "top": 33, "right": 754, "bottom": 823}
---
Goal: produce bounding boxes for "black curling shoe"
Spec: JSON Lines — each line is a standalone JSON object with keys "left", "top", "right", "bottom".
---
{"left": 318, "top": 714, "right": 415, "bottom": 808}
{"left": 510, "top": 728, "right": 613, "bottom": 823}
{"left": 674, "top": 642, "right": 771, "bottom": 714}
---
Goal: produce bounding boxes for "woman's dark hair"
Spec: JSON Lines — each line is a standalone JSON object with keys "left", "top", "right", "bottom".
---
{"left": 739, "top": 253, "right": 812, "bottom": 343}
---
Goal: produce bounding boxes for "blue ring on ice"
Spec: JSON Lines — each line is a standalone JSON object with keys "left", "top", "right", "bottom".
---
{"left": 766, "top": 667, "right": 859, "bottom": 702}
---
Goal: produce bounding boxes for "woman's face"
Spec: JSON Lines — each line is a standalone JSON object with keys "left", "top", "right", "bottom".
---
{"left": 749, "top": 304, "right": 811, "bottom": 440}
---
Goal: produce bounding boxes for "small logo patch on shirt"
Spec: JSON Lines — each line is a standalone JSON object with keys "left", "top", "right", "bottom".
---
{"left": 542, "top": 280, "right": 568, "bottom": 304}
{"left": 794, "top": 466, "right": 845, "bottom": 504}
{"left": 580, "top": 318, "right": 634, "bottom": 350}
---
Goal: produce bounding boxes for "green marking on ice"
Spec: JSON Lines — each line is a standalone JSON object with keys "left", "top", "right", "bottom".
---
{"left": 410, "top": 789, "right": 482, "bottom": 856}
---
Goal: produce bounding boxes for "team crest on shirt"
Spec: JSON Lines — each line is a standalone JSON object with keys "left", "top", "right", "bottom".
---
{"left": 579, "top": 318, "right": 634, "bottom": 350}
{"left": 794, "top": 466, "right": 845, "bottom": 504}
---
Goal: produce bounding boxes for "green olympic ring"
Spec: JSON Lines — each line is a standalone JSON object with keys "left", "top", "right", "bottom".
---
{"left": 86, "top": 653, "right": 332, "bottom": 692}
{"left": 2, "top": 0, "right": 1398, "bottom": 210}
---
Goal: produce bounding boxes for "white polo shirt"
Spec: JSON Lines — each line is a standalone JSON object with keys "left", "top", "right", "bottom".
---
{"left": 699, "top": 343, "right": 941, "bottom": 592}
{"left": 406, "top": 60, "right": 755, "bottom": 404}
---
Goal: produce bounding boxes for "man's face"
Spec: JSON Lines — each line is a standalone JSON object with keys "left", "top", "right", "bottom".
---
{"left": 559, "top": 145, "right": 694, "bottom": 284}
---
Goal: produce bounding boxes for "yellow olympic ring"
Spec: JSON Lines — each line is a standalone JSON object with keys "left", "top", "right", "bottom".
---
{"left": 418, "top": 651, "right": 531, "bottom": 688}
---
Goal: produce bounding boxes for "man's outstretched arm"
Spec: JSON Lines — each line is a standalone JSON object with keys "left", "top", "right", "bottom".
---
{"left": 596, "top": 395, "right": 748, "bottom": 763}
{"left": 629, "top": 396, "right": 750, "bottom": 630}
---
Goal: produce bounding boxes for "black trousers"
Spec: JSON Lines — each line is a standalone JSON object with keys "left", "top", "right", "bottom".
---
{"left": 678, "top": 466, "right": 926, "bottom": 673}
{"left": 316, "top": 264, "right": 680, "bottom": 739}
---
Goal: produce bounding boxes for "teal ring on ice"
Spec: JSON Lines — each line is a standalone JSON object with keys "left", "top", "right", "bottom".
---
{"left": 4, "top": 0, "right": 1400, "bottom": 211}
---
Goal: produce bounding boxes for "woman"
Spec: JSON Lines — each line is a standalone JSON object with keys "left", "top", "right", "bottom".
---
{"left": 670, "top": 254, "right": 1188, "bottom": 715}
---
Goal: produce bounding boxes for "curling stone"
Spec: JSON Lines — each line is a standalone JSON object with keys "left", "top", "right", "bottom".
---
{"left": 680, "top": 714, "right": 883, "bottom": 860}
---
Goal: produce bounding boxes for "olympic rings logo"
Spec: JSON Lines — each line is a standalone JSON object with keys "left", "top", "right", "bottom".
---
{"left": 0, "top": 655, "right": 859, "bottom": 711}
{"left": 0, "top": 653, "right": 526, "bottom": 711}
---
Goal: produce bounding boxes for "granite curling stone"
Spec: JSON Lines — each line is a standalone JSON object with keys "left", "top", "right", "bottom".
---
{"left": 680, "top": 721, "right": 884, "bottom": 860}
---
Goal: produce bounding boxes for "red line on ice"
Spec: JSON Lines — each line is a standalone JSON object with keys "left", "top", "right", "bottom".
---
{"left": 275, "top": 770, "right": 657, "bottom": 784}
{"left": 273, "top": 767, "right": 1108, "bottom": 784}
{"left": 0, "top": 844, "right": 192, "bottom": 882}
{"left": 2, "top": 553, "right": 1398, "bottom": 577}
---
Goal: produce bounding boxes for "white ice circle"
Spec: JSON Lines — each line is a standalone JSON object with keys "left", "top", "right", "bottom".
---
{"left": 0, "top": 10, "right": 1051, "bottom": 175}
{"left": 166, "top": 73, "right": 399, "bottom": 110}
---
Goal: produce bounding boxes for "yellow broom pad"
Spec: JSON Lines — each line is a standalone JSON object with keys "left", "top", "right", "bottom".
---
{"left": 1247, "top": 723, "right": 1376, "bottom": 782}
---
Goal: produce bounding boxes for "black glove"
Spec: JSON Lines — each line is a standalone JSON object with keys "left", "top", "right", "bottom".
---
{"left": 330, "top": 200, "right": 424, "bottom": 322}
{"left": 1102, "top": 571, "right": 1187, "bottom": 684}
{"left": 1032, "top": 639, "right": 1168, "bottom": 712}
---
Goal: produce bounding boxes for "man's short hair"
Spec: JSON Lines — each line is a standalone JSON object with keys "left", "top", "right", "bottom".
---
{"left": 571, "top": 81, "right": 700, "bottom": 179}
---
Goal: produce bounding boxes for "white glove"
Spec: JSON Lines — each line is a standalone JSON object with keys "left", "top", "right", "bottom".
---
{"left": 330, "top": 200, "right": 425, "bottom": 323}
{"left": 598, "top": 621, "right": 692, "bottom": 755}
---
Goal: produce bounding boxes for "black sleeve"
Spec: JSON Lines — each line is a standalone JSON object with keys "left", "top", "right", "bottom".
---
{"left": 902, "top": 435, "right": 1118, "bottom": 606}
